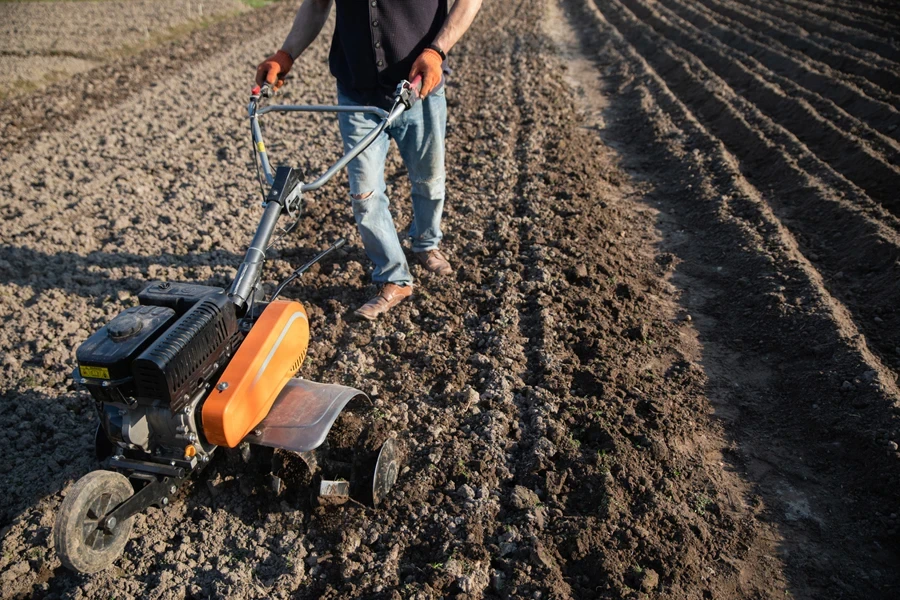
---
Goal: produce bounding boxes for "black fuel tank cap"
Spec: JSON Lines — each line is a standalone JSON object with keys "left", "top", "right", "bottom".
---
{"left": 107, "top": 312, "right": 143, "bottom": 340}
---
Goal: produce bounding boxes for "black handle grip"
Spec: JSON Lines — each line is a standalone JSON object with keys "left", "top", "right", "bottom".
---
{"left": 395, "top": 76, "right": 424, "bottom": 110}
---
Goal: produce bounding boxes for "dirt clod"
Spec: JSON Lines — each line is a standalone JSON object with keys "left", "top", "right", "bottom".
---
{"left": 510, "top": 485, "right": 540, "bottom": 510}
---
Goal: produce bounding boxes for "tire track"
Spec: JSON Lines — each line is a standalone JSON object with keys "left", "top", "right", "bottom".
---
{"left": 696, "top": 0, "right": 900, "bottom": 93}
{"left": 659, "top": 0, "right": 900, "bottom": 138}
{"left": 619, "top": 0, "right": 900, "bottom": 209}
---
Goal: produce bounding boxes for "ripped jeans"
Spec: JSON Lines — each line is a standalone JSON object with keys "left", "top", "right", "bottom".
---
{"left": 337, "top": 83, "right": 447, "bottom": 287}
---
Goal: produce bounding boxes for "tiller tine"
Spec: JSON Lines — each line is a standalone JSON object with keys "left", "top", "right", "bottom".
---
{"left": 246, "top": 378, "right": 401, "bottom": 506}
{"left": 372, "top": 437, "right": 400, "bottom": 507}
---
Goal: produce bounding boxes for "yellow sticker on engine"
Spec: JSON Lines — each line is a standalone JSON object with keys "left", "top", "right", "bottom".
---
{"left": 80, "top": 365, "right": 110, "bottom": 380}
{"left": 256, "top": 141, "right": 266, "bottom": 153}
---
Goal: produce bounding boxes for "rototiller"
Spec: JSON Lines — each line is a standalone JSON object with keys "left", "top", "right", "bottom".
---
{"left": 52, "top": 77, "right": 424, "bottom": 574}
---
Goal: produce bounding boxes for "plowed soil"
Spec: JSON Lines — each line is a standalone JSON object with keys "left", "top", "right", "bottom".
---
{"left": 1, "top": 0, "right": 899, "bottom": 599}
{"left": 0, "top": 0, "right": 249, "bottom": 99}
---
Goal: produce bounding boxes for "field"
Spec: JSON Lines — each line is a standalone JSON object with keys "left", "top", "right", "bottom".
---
{"left": 0, "top": 0, "right": 250, "bottom": 99}
{"left": 0, "top": 0, "right": 898, "bottom": 598}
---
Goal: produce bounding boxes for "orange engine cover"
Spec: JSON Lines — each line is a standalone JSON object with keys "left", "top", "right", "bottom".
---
{"left": 202, "top": 300, "right": 309, "bottom": 448}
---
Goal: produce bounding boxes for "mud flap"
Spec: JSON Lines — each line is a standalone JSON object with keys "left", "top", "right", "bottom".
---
{"left": 242, "top": 379, "right": 369, "bottom": 453}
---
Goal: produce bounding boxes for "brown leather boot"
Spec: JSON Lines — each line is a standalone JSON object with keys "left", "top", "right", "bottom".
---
{"left": 354, "top": 283, "right": 413, "bottom": 321}
{"left": 413, "top": 249, "right": 452, "bottom": 276}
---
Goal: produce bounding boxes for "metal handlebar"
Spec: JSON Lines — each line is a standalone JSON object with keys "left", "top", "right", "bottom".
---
{"left": 248, "top": 78, "right": 422, "bottom": 189}
{"left": 229, "top": 79, "right": 423, "bottom": 310}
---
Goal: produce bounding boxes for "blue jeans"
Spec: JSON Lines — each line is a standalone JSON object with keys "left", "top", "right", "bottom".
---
{"left": 337, "top": 84, "right": 447, "bottom": 286}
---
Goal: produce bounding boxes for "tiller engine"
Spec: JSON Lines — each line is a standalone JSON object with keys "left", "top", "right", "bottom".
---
{"left": 53, "top": 78, "right": 423, "bottom": 574}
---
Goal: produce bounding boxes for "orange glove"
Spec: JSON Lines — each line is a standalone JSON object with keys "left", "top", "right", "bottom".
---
{"left": 409, "top": 48, "right": 443, "bottom": 97}
{"left": 256, "top": 50, "right": 294, "bottom": 90}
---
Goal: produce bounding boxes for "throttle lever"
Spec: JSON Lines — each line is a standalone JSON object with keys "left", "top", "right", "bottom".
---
{"left": 395, "top": 75, "right": 424, "bottom": 109}
{"left": 251, "top": 84, "right": 275, "bottom": 100}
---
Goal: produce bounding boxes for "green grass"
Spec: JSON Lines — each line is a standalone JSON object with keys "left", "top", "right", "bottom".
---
{"left": 692, "top": 492, "right": 713, "bottom": 516}
{"left": 456, "top": 457, "right": 470, "bottom": 481}
{"left": 240, "top": 0, "right": 278, "bottom": 7}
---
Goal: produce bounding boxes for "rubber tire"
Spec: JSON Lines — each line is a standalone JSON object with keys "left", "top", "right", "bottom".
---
{"left": 54, "top": 470, "right": 135, "bottom": 574}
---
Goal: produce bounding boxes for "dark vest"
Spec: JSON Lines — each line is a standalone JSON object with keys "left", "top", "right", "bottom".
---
{"left": 330, "top": 0, "right": 448, "bottom": 106}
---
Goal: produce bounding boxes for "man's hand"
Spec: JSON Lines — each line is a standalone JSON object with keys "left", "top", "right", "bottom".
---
{"left": 409, "top": 48, "right": 443, "bottom": 97}
{"left": 256, "top": 50, "right": 294, "bottom": 90}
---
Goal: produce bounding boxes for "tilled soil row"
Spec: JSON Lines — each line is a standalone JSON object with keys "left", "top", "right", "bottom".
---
{"left": 696, "top": 0, "right": 900, "bottom": 93}
{"left": 734, "top": 0, "right": 900, "bottom": 60}
{"left": 565, "top": 0, "right": 900, "bottom": 597}
{"left": 656, "top": 0, "right": 900, "bottom": 139}
{"left": 0, "top": 0, "right": 782, "bottom": 599}
{"left": 1, "top": 1, "right": 899, "bottom": 599}
{"left": 0, "top": 1, "right": 252, "bottom": 100}
{"left": 0, "top": 0, "right": 247, "bottom": 57}
{"left": 0, "top": 1, "right": 296, "bottom": 154}
{"left": 593, "top": 0, "right": 900, "bottom": 414}
{"left": 620, "top": 0, "right": 900, "bottom": 208}
{"left": 784, "top": 0, "right": 898, "bottom": 40}
{"left": 815, "top": 0, "right": 900, "bottom": 30}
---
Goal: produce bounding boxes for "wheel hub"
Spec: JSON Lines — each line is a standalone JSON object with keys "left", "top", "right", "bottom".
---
{"left": 83, "top": 493, "right": 120, "bottom": 550}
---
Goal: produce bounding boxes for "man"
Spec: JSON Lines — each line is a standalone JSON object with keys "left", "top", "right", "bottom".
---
{"left": 256, "top": 0, "right": 482, "bottom": 320}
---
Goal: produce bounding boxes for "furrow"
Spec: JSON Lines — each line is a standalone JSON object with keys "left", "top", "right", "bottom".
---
{"left": 597, "top": 0, "right": 900, "bottom": 384}
{"left": 579, "top": 0, "right": 900, "bottom": 593}
{"left": 730, "top": 0, "right": 900, "bottom": 71}
{"left": 482, "top": 29, "right": 577, "bottom": 597}
{"left": 511, "top": 4, "right": 785, "bottom": 596}
{"left": 659, "top": 0, "right": 900, "bottom": 137}
{"left": 735, "top": 0, "right": 900, "bottom": 59}
{"left": 778, "top": 0, "right": 900, "bottom": 40}
{"left": 0, "top": 49, "right": 100, "bottom": 60}
{"left": 390, "top": 0, "right": 535, "bottom": 588}
{"left": 821, "top": 0, "right": 900, "bottom": 16}
{"left": 696, "top": 0, "right": 900, "bottom": 93}
{"left": 818, "top": 0, "right": 900, "bottom": 27}
{"left": 619, "top": 0, "right": 900, "bottom": 208}
{"left": 436, "top": 2, "right": 578, "bottom": 596}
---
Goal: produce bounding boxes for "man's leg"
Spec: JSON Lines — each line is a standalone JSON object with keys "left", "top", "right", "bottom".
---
{"left": 390, "top": 87, "right": 449, "bottom": 262}
{"left": 337, "top": 89, "right": 413, "bottom": 288}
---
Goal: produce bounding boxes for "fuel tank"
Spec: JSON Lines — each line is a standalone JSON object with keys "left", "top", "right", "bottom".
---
{"left": 202, "top": 300, "right": 309, "bottom": 447}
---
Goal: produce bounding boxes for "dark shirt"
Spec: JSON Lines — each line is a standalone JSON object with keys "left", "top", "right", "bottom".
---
{"left": 330, "top": 0, "right": 448, "bottom": 108}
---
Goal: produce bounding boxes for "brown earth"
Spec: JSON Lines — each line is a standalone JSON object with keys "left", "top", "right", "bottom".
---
{"left": 0, "top": 0, "right": 899, "bottom": 598}
{"left": 0, "top": 0, "right": 249, "bottom": 99}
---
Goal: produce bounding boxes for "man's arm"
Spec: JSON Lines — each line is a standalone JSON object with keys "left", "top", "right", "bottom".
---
{"left": 432, "top": 0, "right": 482, "bottom": 55}
{"left": 281, "top": 0, "right": 334, "bottom": 60}
{"left": 410, "top": 0, "right": 482, "bottom": 95}
{"left": 256, "top": 0, "right": 333, "bottom": 87}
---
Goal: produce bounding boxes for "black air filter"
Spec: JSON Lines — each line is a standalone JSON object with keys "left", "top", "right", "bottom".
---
{"left": 132, "top": 292, "right": 239, "bottom": 412}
